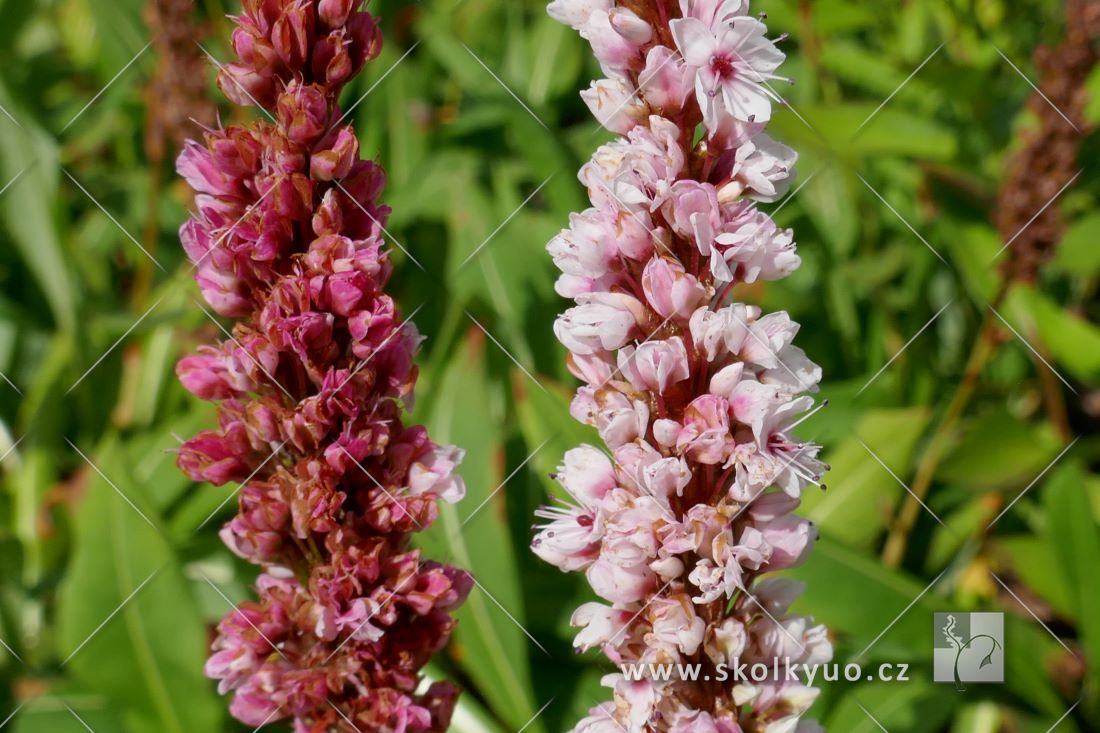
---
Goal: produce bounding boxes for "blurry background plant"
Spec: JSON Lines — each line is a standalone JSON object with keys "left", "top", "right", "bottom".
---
{"left": 0, "top": 0, "right": 1098, "bottom": 732}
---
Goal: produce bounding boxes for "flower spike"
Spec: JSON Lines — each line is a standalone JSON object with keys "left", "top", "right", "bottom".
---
{"left": 537, "top": 1, "right": 831, "bottom": 730}
{"left": 176, "top": 2, "right": 471, "bottom": 730}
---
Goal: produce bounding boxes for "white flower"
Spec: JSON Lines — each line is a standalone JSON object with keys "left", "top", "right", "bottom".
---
{"left": 546, "top": 0, "right": 611, "bottom": 30}
{"left": 718, "top": 133, "right": 799, "bottom": 203}
{"left": 670, "top": 16, "right": 787, "bottom": 129}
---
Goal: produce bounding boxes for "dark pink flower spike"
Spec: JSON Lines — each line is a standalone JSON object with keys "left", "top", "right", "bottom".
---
{"left": 176, "top": 2, "right": 470, "bottom": 731}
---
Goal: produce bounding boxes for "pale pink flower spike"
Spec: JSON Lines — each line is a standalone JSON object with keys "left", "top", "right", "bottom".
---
{"left": 536, "top": 1, "right": 832, "bottom": 731}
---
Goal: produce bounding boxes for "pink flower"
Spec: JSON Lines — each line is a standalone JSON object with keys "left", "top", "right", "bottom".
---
{"left": 571, "top": 602, "right": 632, "bottom": 652}
{"left": 560, "top": 445, "right": 620, "bottom": 501}
{"left": 555, "top": 292, "right": 647, "bottom": 354}
{"left": 647, "top": 594, "right": 706, "bottom": 656}
{"left": 547, "top": 209, "right": 624, "bottom": 297}
{"left": 532, "top": 446, "right": 617, "bottom": 571}
{"left": 408, "top": 444, "right": 467, "bottom": 503}
{"left": 581, "top": 78, "right": 648, "bottom": 134}
{"left": 592, "top": 390, "right": 650, "bottom": 448}
{"left": 639, "top": 46, "right": 694, "bottom": 114}
{"left": 617, "top": 337, "right": 690, "bottom": 393}
{"left": 677, "top": 394, "right": 734, "bottom": 464}
{"left": 587, "top": 552, "right": 657, "bottom": 603}
{"left": 582, "top": 9, "right": 646, "bottom": 74}
{"left": 641, "top": 257, "right": 708, "bottom": 321}
{"left": 713, "top": 207, "right": 800, "bottom": 283}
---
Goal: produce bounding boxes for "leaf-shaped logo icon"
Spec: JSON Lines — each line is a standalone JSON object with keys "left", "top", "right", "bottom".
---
{"left": 942, "top": 614, "right": 963, "bottom": 650}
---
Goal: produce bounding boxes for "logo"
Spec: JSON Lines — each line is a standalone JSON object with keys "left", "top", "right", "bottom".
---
{"left": 933, "top": 612, "right": 1004, "bottom": 689}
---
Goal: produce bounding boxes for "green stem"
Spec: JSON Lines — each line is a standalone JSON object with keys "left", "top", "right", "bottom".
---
{"left": 882, "top": 281, "right": 1009, "bottom": 567}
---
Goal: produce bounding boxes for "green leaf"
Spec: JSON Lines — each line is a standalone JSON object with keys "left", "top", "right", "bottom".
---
{"left": 0, "top": 0, "right": 34, "bottom": 50}
{"left": 949, "top": 703, "right": 1002, "bottom": 733}
{"left": 791, "top": 538, "right": 932, "bottom": 659}
{"left": 802, "top": 407, "right": 931, "bottom": 548}
{"left": 513, "top": 371, "right": 599, "bottom": 501}
{"left": 56, "top": 435, "right": 223, "bottom": 733}
{"left": 820, "top": 41, "right": 917, "bottom": 97}
{"left": 991, "top": 535, "right": 1073, "bottom": 616}
{"left": 415, "top": 331, "right": 543, "bottom": 732}
{"left": 1083, "top": 66, "right": 1100, "bottom": 126}
{"left": 1044, "top": 462, "right": 1100, "bottom": 716}
{"left": 809, "top": 0, "right": 878, "bottom": 34}
{"left": 12, "top": 698, "right": 128, "bottom": 733}
{"left": 1007, "top": 286, "right": 1100, "bottom": 385}
{"left": 944, "top": 224, "right": 1001, "bottom": 304}
{"left": 525, "top": 15, "right": 584, "bottom": 106}
{"left": 925, "top": 497, "right": 989, "bottom": 573}
{"left": 937, "top": 408, "right": 1062, "bottom": 491}
{"left": 772, "top": 104, "right": 956, "bottom": 161}
{"left": 425, "top": 664, "right": 507, "bottom": 733}
{"left": 801, "top": 164, "right": 859, "bottom": 256}
{"left": 824, "top": 676, "right": 957, "bottom": 733}
{"left": 125, "top": 407, "right": 216, "bottom": 515}
{"left": 84, "top": 0, "right": 147, "bottom": 72}
{"left": 0, "top": 81, "right": 77, "bottom": 331}
{"left": 1052, "top": 212, "right": 1100, "bottom": 276}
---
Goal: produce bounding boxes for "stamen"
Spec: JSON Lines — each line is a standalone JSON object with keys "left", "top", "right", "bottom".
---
{"left": 786, "top": 399, "right": 829, "bottom": 431}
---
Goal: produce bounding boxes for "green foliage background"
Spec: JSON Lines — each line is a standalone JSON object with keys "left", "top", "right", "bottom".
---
{"left": 0, "top": 0, "right": 1098, "bottom": 731}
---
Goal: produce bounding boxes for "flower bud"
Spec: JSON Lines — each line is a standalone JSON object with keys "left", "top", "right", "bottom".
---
{"left": 608, "top": 7, "right": 652, "bottom": 45}
{"left": 641, "top": 256, "right": 708, "bottom": 321}
{"left": 276, "top": 83, "right": 329, "bottom": 144}
{"left": 310, "top": 128, "right": 359, "bottom": 181}
{"left": 318, "top": 0, "right": 355, "bottom": 27}
{"left": 581, "top": 78, "right": 648, "bottom": 135}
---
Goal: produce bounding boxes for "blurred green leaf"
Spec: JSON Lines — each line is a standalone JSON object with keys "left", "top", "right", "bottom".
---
{"left": 945, "top": 225, "right": 1001, "bottom": 304}
{"left": 83, "top": 0, "right": 147, "bottom": 71}
{"left": 802, "top": 164, "right": 859, "bottom": 256}
{"left": 1007, "top": 286, "right": 1100, "bottom": 385}
{"left": 773, "top": 104, "right": 957, "bottom": 161}
{"left": 925, "top": 496, "right": 989, "bottom": 573}
{"left": 1052, "top": 212, "right": 1100, "bottom": 276}
{"left": 126, "top": 407, "right": 215, "bottom": 514}
{"left": 949, "top": 703, "right": 1002, "bottom": 733}
{"left": 791, "top": 538, "right": 1067, "bottom": 715}
{"left": 525, "top": 16, "right": 584, "bottom": 106}
{"left": 803, "top": 407, "right": 931, "bottom": 548}
{"left": 425, "top": 663, "right": 506, "bottom": 733}
{"left": 56, "top": 435, "right": 222, "bottom": 733}
{"left": 937, "top": 408, "right": 1062, "bottom": 491}
{"left": 513, "top": 372, "right": 599, "bottom": 502}
{"left": 824, "top": 676, "right": 956, "bottom": 733}
{"left": 0, "top": 81, "right": 77, "bottom": 331}
{"left": 0, "top": 0, "right": 34, "bottom": 50}
{"left": 13, "top": 698, "right": 128, "bottom": 733}
{"left": 1045, "top": 462, "right": 1100, "bottom": 716}
{"left": 416, "top": 331, "right": 543, "bottom": 732}
{"left": 991, "top": 535, "right": 1073, "bottom": 617}
{"left": 791, "top": 537, "right": 933, "bottom": 659}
